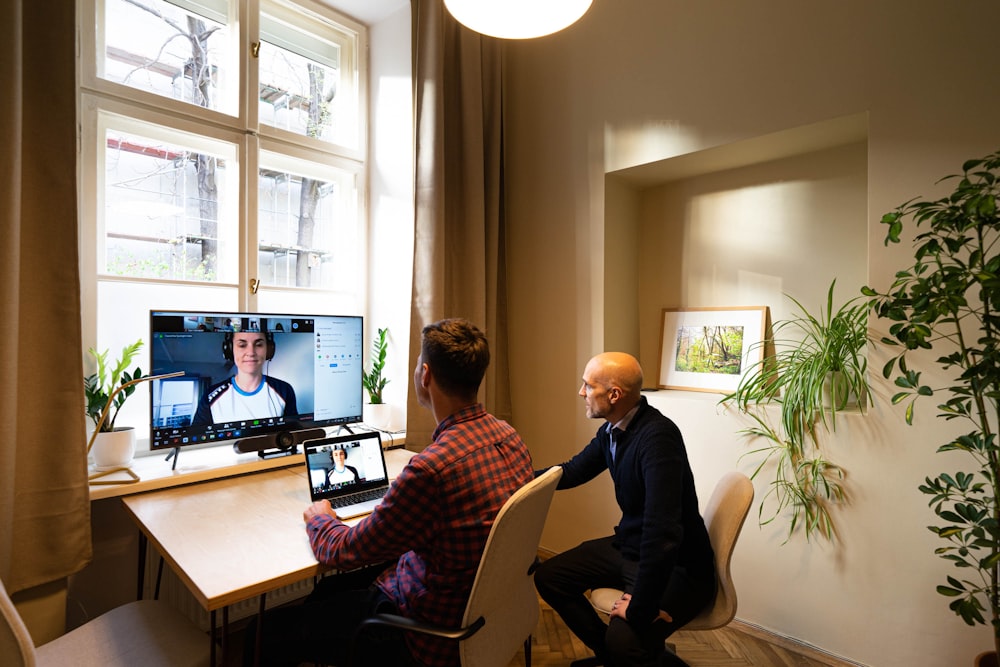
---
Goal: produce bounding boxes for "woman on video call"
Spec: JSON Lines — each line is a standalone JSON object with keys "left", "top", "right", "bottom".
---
{"left": 193, "top": 331, "right": 298, "bottom": 425}
{"left": 325, "top": 448, "right": 359, "bottom": 486}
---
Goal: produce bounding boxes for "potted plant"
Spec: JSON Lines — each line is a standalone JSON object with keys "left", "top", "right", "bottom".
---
{"left": 85, "top": 339, "right": 145, "bottom": 470}
{"left": 362, "top": 327, "right": 391, "bottom": 429}
{"left": 863, "top": 150, "right": 1000, "bottom": 663}
{"left": 721, "top": 279, "right": 873, "bottom": 542}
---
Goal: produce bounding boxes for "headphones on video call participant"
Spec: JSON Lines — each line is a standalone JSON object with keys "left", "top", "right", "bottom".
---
{"left": 222, "top": 331, "right": 276, "bottom": 362}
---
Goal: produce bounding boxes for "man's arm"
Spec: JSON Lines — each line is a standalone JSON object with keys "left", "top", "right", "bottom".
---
{"left": 305, "top": 459, "right": 435, "bottom": 570}
{"left": 304, "top": 499, "right": 337, "bottom": 522}
{"left": 548, "top": 430, "right": 608, "bottom": 489}
{"left": 626, "top": 422, "right": 688, "bottom": 625}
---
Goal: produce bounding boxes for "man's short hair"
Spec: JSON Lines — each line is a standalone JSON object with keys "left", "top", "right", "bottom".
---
{"left": 421, "top": 318, "right": 490, "bottom": 399}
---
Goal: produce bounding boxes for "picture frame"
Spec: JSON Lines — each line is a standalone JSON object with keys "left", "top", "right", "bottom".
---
{"left": 658, "top": 306, "right": 768, "bottom": 393}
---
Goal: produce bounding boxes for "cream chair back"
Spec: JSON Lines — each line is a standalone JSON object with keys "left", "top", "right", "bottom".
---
{"left": 686, "top": 471, "right": 754, "bottom": 629}
{"left": 588, "top": 470, "right": 755, "bottom": 631}
{"left": 459, "top": 465, "right": 562, "bottom": 667}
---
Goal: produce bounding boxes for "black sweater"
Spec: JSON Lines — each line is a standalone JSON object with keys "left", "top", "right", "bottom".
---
{"left": 556, "top": 396, "right": 715, "bottom": 625}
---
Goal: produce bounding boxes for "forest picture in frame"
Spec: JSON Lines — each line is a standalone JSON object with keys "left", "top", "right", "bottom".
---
{"left": 658, "top": 306, "right": 768, "bottom": 393}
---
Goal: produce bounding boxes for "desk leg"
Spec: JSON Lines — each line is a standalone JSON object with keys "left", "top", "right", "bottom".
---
{"left": 154, "top": 556, "right": 165, "bottom": 599}
{"left": 210, "top": 609, "right": 217, "bottom": 667}
{"left": 254, "top": 592, "right": 266, "bottom": 667}
{"left": 136, "top": 532, "right": 147, "bottom": 601}
{"left": 222, "top": 606, "right": 229, "bottom": 664}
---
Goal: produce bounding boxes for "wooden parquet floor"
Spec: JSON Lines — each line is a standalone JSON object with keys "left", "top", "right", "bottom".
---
{"left": 508, "top": 598, "right": 857, "bottom": 667}
{"left": 224, "top": 595, "right": 857, "bottom": 667}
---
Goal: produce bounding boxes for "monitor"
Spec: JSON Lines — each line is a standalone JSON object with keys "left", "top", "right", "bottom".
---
{"left": 148, "top": 310, "right": 364, "bottom": 452}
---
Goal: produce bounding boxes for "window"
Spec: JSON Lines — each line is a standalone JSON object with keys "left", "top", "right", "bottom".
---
{"left": 80, "top": 0, "right": 368, "bottom": 442}
{"left": 258, "top": 2, "right": 359, "bottom": 148}
{"left": 97, "top": 110, "right": 241, "bottom": 283}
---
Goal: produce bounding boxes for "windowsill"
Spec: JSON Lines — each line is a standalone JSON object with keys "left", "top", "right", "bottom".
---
{"left": 89, "top": 426, "right": 407, "bottom": 501}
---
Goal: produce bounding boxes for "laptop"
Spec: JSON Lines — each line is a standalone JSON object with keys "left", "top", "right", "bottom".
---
{"left": 303, "top": 430, "right": 391, "bottom": 519}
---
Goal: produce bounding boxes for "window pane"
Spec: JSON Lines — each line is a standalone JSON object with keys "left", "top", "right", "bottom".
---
{"left": 258, "top": 10, "right": 357, "bottom": 148}
{"left": 101, "top": 0, "right": 233, "bottom": 114}
{"left": 257, "top": 155, "right": 359, "bottom": 291}
{"left": 103, "top": 122, "right": 238, "bottom": 283}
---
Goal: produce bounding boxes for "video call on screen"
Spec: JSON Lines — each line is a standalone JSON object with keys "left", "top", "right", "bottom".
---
{"left": 148, "top": 311, "right": 364, "bottom": 450}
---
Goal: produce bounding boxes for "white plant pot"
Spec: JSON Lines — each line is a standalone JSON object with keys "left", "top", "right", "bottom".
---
{"left": 822, "top": 371, "right": 858, "bottom": 411}
{"left": 91, "top": 427, "right": 136, "bottom": 470}
{"left": 364, "top": 403, "right": 392, "bottom": 431}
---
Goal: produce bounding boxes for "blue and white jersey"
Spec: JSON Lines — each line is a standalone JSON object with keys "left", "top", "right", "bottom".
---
{"left": 193, "top": 375, "right": 298, "bottom": 425}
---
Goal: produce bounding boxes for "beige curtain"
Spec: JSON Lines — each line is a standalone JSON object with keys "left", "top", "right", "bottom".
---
{"left": 407, "top": 0, "right": 511, "bottom": 447}
{"left": 0, "top": 0, "right": 92, "bottom": 593}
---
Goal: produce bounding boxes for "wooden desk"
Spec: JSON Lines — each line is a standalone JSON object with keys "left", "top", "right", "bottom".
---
{"left": 120, "top": 448, "right": 415, "bottom": 663}
{"left": 90, "top": 428, "right": 408, "bottom": 501}
{"left": 121, "top": 448, "right": 414, "bottom": 610}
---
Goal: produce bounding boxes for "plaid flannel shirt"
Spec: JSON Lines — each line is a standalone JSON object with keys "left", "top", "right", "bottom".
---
{"left": 306, "top": 404, "right": 533, "bottom": 667}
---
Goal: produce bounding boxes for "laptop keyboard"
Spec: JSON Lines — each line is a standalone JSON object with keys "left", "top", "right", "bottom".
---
{"left": 329, "top": 487, "right": 385, "bottom": 508}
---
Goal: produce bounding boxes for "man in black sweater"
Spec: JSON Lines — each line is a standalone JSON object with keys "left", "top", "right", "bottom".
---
{"left": 534, "top": 352, "right": 716, "bottom": 667}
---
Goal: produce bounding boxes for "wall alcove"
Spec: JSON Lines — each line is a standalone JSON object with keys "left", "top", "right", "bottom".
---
{"left": 602, "top": 112, "right": 870, "bottom": 384}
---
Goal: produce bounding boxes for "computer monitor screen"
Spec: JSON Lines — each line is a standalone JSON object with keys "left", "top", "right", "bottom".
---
{"left": 149, "top": 310, "right": 363, "bottom": 451}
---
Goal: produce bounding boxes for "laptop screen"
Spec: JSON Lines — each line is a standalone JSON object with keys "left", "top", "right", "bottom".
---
{"left": 305, "top": 431, "right": 388, "bottom": 499}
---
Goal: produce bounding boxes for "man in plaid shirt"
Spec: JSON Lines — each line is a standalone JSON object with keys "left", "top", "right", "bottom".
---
{"left": 244, "top": 318, "right": 533, "bottom": 667}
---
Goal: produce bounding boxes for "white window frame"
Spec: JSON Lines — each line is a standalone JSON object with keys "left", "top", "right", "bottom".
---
{"left": 77, "top": 0, "right": 370, "bottom": 451}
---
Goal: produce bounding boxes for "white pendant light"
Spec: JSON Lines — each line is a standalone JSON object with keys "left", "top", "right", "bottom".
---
{"left": 444, "top": 0, "right": 593, "bottom": 39}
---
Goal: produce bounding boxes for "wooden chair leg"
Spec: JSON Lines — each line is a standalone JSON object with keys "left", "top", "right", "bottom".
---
{"left": 524, "top": 634, "right": 532, "bottom": 667}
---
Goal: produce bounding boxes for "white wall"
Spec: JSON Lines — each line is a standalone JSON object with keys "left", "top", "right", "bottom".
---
{"left": 366, "top": 3, "right": 413, "bottom": 431}
{"left": 631, "top": 140, "right": 869, "bottom": 364}
{"left": 503, "top": 1, "right": 1000, "bottom": 664}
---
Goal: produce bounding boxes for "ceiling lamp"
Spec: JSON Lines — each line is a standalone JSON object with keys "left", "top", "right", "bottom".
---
{"left": 444, "top": 0, "right": 593, "bottom": 39}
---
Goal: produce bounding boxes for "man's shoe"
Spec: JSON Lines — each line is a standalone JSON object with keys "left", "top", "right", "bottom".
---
{"left": 570, "top": 657, "right": 604, "bottom": 667}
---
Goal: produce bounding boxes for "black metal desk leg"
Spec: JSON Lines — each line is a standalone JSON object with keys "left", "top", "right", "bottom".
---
{"left": 210, "top": 609, "right": 217, "bottom": 666}
{"left": 154, "top": 557, "right": 165, "bottom": 600}
{"left": 222, "top": 605, "right": 229, "bottom": 664}
{"left": 136, "top": 532, "right": 147, "bottom": 601}
{"left": 254, "top": 592, "right": 266, "bottom": 667}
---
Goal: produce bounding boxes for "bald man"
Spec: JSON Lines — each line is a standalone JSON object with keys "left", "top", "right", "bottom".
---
{"left": 534, "top": 352, "right": 716, "bottom": 667}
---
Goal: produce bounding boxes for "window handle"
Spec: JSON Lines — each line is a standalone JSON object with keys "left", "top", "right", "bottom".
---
{"left": 251, "top": 42, "right": 260, "bottom": 58}
{"left": 250, "top": 278, "right": 260, "bottom": 294}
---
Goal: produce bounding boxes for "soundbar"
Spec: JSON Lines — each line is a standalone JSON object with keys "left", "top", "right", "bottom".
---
{"left": 233, "top": 427, "right": 327, "bottom": 458}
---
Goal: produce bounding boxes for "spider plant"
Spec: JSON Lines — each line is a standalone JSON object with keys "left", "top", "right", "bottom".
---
{"left": 721, "top": 279, "right": 872, "bottom": 541}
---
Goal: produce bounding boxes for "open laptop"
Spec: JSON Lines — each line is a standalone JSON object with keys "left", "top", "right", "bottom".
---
{"left": 303, "top": 430, "right": 391, "bottom": 519}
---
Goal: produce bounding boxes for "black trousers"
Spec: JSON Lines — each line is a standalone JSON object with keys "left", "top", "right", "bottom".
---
{"left": 242, "top": 563, "right": 417, "bottom": 667}
{"left": 534, "top": 537, "right": 715, "bottom": 667}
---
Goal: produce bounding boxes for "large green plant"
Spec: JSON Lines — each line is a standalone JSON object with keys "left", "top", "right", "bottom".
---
{"left": 84, "top": 339, "right": 144, "bottom": 432}
{"left": 722, "top": 280, "right": 872, "bottom": 542}
{"left": 863, "top": 150, "right": 1000, "bottom": 656}
{"left": 362, "top": 327, "right": 390, "bottom": 404}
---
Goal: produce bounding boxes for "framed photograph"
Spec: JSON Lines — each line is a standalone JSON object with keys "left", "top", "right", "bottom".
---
{"left": 658, "top": 306, "right": 768, "bottom": 393}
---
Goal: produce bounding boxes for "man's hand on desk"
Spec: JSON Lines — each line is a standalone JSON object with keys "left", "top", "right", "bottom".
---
{"left": 304, "top": 499, "right": 340, "bottom": 523}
